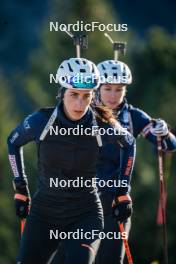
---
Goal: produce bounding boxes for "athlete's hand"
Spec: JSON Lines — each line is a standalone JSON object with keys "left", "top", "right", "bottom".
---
{"left": 150, "top": 119, "right": 169, "bottom": 137}
{"left": 13, "top": 183, "right": 31, "bottom": 219}
{"left": 112, "top": 195, "right": 132, "bottom": 223}
{"left": 14, "top": 194, "right": 30, "bottom": 218}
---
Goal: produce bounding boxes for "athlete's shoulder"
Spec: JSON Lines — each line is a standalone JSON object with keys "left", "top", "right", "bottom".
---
{"left": 29, "top": 107, "right": 54, "bottom": 121}
{"left": 21, "top": 107, "right": 55, "bottom": 132}
{"left": 127, "top": 104, "right": 151, "bottom": 121}
{"left": 37, "top": 107, "right": 55, "bottom": 116}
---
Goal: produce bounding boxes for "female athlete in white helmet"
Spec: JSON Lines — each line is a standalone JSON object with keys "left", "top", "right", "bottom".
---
{"left": 7, "top": 57, "right": 136, "bottom": 264}
{"left": 93, "top": 59, "right": 176, "bottom": 264}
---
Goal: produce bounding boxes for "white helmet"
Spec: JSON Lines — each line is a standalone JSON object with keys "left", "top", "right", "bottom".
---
{"left": 56, "top": 58, "right": 100, "bottom": 89}
{"left": 97, "top": 60, "right": 132, "bottom": 85}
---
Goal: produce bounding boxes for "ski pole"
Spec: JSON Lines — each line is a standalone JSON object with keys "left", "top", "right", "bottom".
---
{"left": 104, "top": 33, "right": 126, "bottom": 61}
{"left": 20, "top": 204, "right": 31, "bottom": 237}
{"left": 21, "top": 218, "right": 26, "bottom": 237}
{"left": 63, "top": 29, "right": 88, "bottom": 58}
{"left": 157, "top": 136, "right": 168, "bottom": 264}
{"left": 119, "top": 222, "right": 133, "bottom": 264}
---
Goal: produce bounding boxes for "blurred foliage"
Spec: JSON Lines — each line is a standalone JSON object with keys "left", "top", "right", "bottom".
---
{"left": 0, "top": 0, "right": 176, "bottom": 263}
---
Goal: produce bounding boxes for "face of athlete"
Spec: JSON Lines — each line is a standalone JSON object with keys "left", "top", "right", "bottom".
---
{"left": 100, "top": 84, "right": 126, "bottom": 110}
{"left": 63, "top": 89, "right": 93, "bottom": 121}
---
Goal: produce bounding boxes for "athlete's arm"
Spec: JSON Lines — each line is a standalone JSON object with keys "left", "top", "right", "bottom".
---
{"left": 7, "top": 111, "right": 46, "bottom": 189}
{"left": 131, "top": 108, "right": 176, "bottom": 152}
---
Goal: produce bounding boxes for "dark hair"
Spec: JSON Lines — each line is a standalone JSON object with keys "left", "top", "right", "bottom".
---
{"left": 56, "top": 87, "right": 67, "bottom": 102}
{"left": 91, "top": 103, "right": 119, "bottom": 127}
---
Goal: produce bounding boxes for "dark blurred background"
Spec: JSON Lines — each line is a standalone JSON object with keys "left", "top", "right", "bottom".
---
{"left": 0, "top": 0, "right": 176, "bottom": 263}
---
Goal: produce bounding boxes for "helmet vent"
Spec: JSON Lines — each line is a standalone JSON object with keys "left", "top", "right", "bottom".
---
{"left": 112, "top": 66, "right": 117, "bottom": 70}
{"left": 104, "top": 73, "right": 108, "bottom": 78}
{"left": 102, "top": 65, "right": 106, "bottom": 70}
{"left": 68, "top": 63, "right": 73, "bottom": 72}
{"left": 123, "top": 66, "right": 126, "bottom": 76}
{"left": 92, "top": 64, "right": 95, "bottom": 73}
{"left": 80, "top": 69, "right": 86, "bottom": 72}
{"left": 76, "top": 60, "right": 80, "bottom": 64}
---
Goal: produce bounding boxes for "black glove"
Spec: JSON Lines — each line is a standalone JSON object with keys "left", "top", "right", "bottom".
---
{"left": 13, "top": 183, "right": 31, "bottom": 219}
{"left": 112, "top": 195, "right": 133, "bottom": 223}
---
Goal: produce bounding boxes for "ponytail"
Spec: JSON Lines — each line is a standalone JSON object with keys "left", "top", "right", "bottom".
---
{"left": 91, "top": 103, "right": 121, "bottom": 128}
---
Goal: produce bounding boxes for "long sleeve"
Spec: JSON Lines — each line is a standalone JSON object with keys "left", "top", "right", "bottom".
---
{"left": 101, "top": 119, "right": 135, "bottom": 148}
{"left": 131, "top": 108, "right": 176, "bottom": 152}
{"left": 7, "top": 111, "right": 46, "bottom": 187}
{"left": 99, "top": 120, "right": 136, "bottom": 195}
{"left": 115, "top": 124, "right": 135, "bottom": 148}
{"left": 116, "top": 143, "right": 136, "bottom": 195}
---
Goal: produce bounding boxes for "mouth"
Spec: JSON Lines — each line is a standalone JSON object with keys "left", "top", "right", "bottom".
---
{"left": 74, "top": 110, "right": 84, "bottom": 115}
{"left": 108, "top": 102, "right": 117, "bottom": 105}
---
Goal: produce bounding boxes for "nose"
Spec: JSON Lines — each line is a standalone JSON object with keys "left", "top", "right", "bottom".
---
{"left": 109, "top": 91, "right": 117, "bottom": 99}
{"left": 75, "top": 97, "right": 85, "bottom": 110}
